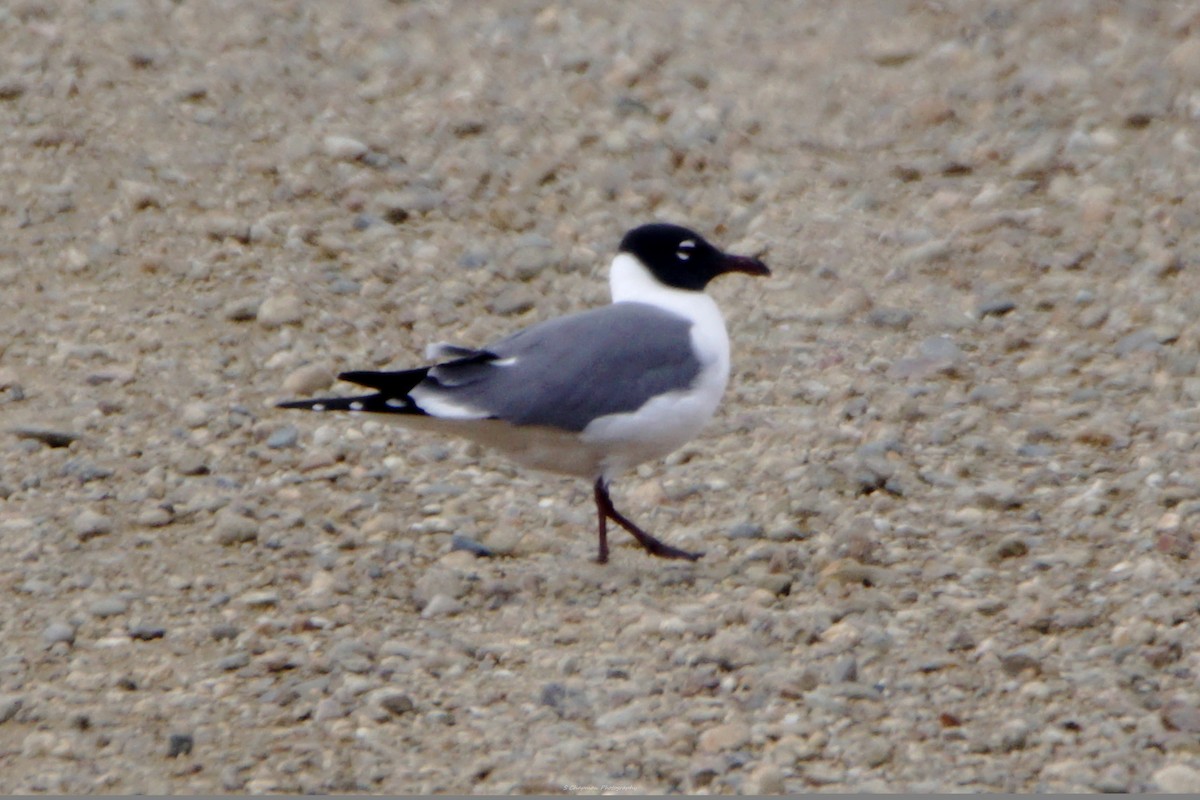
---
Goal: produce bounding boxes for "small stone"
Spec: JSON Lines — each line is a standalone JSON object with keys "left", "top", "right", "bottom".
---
{"left": 239, "top": 590, "right": 279, "bottom": 608}
{"left": 947, "top": 628, "right": 975, "bottom": 651}
{"left": 1162, "top": 700, "right": 1200, "bottom": 733}
{"left": 727, "top": 521, "right": 765, "bottom": 539}
{"left": 1010, "top": 134, "right": 1059, "bottom": 178}
{"left": 202, "top": 215, "right": 249, "bottom": 242}
{"left": 1167, "top": 39, "right": 1200, "bottom": 81}
{"left": 42, "top": 621, "right": 76, "bottom": 646}
{"left": 119, "top": 179, "right": 163, "bottom": 211}
{"left": 213, "top": 511, "right": 258, "bottom": 545}
{"left": 975, "top": 481, "right": 1022, "bottom": 510}
{"left": 167, "top": 732, "right": 193, "bottom": 758}
{"left": 222, "top": 297, "right": 260, "bottom": 322}
{"left": 697, "top": 721, "right": 751, "bottom": 753}
{"left": 12, "top": 428, "right": 79, "bottom": 448}
{"left": 900, "top": 238, "right": 953, "bottom": 266}
{"left": 378, "top": 691, "right": 415, "bottom": 717}
{"left": 89, "top": 596, "right": 129, "bottom": 618}
{"left": 420, "top": 593, "right": 463, "bottom": 618}
{"left": 282, "top": 364, "right": 334, "bottom": 396}
{"left": 1154, "top": 764, "right": 1200, "bottom": 793}
{"left": 507, "top": 246, "right": 555, "bottom": 280}
{"left": 977, "top": 296, "right": 1017, "bottom": 317}
{"left": 137, "top": 506, "right": 175, "bottom": 527}
{"left": 0, "top": 78, "right": 27, "bottom": 101}
{"left": 323, "top": 135, "right": 368, "bottom": 160}
{"left": 266, "top": 425, "right": 299, "bottom": 449}
{"left": 744, "top": 764, "right": 786, "bottom": 795}
{"left": 989, "top": 535, "right": 1028, "bottom": 560}
{"left": 211, "top": 623, "right": 239, "bottom": 641}
{"left": 217, "top": 652, "right": 250, "bottom": 671}
{"left": 129, "top": 623, "right": 166, "bottom": 641}
{"left": 830, "top": 655, "right": 858, "bottom": 683}
{"left": 256, "top": 295, "right": 304, "bottom": 328}
{"left": 174, "top": 451, "right": 208, "bottom": 476}
{"left": 487, "top": 286, "right": 535, "bottom": 316}
{"left": 449, "top": 534, "right": 493, "bottom": 557}
{"left": 867, "top": 307, "right": 914, "bottom": 329}
{"left": 0, "top": 695, "right": 23, "bottom": 724}
{"left": 73, "top": 509, "right": 113, "bottom": 540}
{"left": 377, "top": 188, "right": 444, "bottom": 222}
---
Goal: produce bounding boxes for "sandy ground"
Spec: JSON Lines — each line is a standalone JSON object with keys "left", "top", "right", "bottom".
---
{"left": 3, "top": 0, "right": 1200, "bottom": 793}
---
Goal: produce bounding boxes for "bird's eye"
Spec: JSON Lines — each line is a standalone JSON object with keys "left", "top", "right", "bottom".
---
{"left": 676, "top": 239, "right": 696, "bottom": 261}
{"left": 676, "top": 250, "right": 691, "bottom": 261}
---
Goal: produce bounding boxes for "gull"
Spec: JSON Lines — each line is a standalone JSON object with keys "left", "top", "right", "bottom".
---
{"left": 279, "top": 223, "right": 769, "bottom": 562}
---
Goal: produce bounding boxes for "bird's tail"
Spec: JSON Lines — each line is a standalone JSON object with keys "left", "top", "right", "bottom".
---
{"left": 276, "top": 368, "right": 430, "bottom": 415}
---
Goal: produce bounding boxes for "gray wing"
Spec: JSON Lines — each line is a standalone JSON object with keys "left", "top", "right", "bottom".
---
{"left": 422, "top": 302, "right": 701, "bottom": 432}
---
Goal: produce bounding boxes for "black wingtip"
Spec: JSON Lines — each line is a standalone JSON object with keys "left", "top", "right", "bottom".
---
{"left": 338, "top": 368, "right": 430, "bottom": 394}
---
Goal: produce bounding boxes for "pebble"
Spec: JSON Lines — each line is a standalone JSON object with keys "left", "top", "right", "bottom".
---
{"left": 697, "top": 722, "right": 751, "bottom": 753}
{"left": 73, "top": 509, "right": 113, "bottom": 540}
{"left": 238, "top": 590, "right": 280, "bottom": 608}
{"left": 867, "top": 307, "right": 914, "bottom": 329}
{"left": 138, "top": 506, "right": 175, "bottom": 527}
{"left": 323, "top": 135, "right": 368, "bottom": 160}
{"left": 213, "top": 511, "right": 258, "bottom": 545}
{"left": 1153, "top": 764, "right": 1200, "bottom": 793}
{"left": 217, "top": 653, "right": 250, "bottom": 671}
{"left": 42, "top": 621, "right": 76, "bottom": 647}
{"left": 167, "top": 732, "right": 194, "bottom": 758}
{"left": 282, "top": 364, "right": 334, "bottom": 396}
{"left": 420, "top": 594, "right": 464, "bottom": 618}
{"left": 0, "top": 694, "right": 23, "bottom": 725}
{"left": 266, "top": 425, "right": 300, "bottom": 449}
{"left": 13, "top": 428, "right": 79, "bottom": 448}
{"left": 376, "top": 691, "right": 416, "bottom": 717}
{"left": 449, "top": 534, "right": 493, "bottom": 557}
{"left": 222, "top": 297, "right": 260, "bottom": 322}
{"left": 726, "top": 521, "right": 765, "bottom": 539}
{"left": 129, "top": 623, "right": 166, "bottom": 641}
{"left": 89, "top": 596, "right": 129, "bottom": 618}
{"left": 487, "top": 286, "right": 536, "bottom": 316}
{"left": 211, "top": 623, "right": 239, "bottom": 641}
{"left": 256, "top": 295, "right": 305, "bottom": 327}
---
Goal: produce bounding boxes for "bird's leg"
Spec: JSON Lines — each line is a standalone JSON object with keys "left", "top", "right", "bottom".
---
{"left": 593, "top": 480, "right": 610, "bottom": 564}
{"left": 592, "top": 478, "right": 704, "bottom": 562}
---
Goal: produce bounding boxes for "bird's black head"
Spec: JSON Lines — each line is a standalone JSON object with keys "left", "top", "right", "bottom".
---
{"left": 618, "top": 223, "right": 770, "bottom": 291}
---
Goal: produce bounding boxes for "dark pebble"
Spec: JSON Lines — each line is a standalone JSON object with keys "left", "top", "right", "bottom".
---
{"left": 977, "top": 297, "right": 1017, "bottom": 317}
{"left": 867, "top": 307, "right": 914, "bottom": 329}
{"left": 379, "top": 692, "right": 415, "bottom": 716}
{"left": 129, "top": 624, "right": 166, "bottom": 641}
{"left": 450, "top": 534, "right": 493, "bottom": 557}
{"left": 167, "top": 733, "right": 193, "bottom": 758}
{"left": 11, "top": 428, "right": 79, "bottom": 448}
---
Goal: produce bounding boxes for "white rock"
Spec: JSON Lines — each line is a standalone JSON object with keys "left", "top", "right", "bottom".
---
{"left": 323, "top": 135, "right": 368, "bottom": 160}
{"left": 1153, "top": 764, "right": 1200, "bottom": 794}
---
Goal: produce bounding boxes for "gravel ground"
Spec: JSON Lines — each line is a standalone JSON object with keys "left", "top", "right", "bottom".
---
{"left": 3, "top": 0, "right": 1200, "bottom": 793}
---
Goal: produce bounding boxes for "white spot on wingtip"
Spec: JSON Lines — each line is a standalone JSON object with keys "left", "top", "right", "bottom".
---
{"left": 312, "top": 403, "right": 326, "bottom": 411}
{"left": 385, "top": 397, "right": 405, "bottom": 408}
{"left": 349, "top": 401, "right": 364, "bottom": 411}
{"left": 491, "top": 356, "right": 518, "bottom": 367}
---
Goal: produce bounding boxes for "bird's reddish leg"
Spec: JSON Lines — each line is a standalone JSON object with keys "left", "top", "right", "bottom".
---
{"left": 592, "top": 479, "right": 704, "bottom": 562}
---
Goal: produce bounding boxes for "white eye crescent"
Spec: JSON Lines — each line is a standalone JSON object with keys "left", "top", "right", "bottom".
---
{"left": 676, "top": 250, "right": 690, "bottom": 261}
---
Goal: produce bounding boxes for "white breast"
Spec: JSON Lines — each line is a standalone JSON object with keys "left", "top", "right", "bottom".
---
{"left": 582, "top": 253, "right": 733, "bottom": 479}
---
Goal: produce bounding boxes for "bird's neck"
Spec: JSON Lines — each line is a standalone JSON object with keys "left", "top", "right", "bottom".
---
{"left": 608, "top": 253, "right": 725, "bottom": 328}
